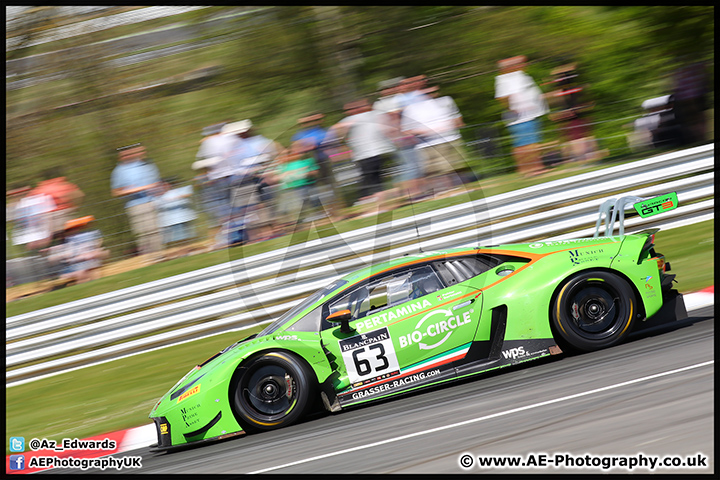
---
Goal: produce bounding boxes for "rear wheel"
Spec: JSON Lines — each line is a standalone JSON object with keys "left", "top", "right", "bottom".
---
{"left": 231, "top": 352, "right": 313, "bottom": 432}
{"left": 552, "top": 271, "right": 636, "bottom": 352}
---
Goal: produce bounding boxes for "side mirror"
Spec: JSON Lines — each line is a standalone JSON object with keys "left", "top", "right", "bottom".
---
{"left": 326, "top": 309, "right": 354, "bottom": 334}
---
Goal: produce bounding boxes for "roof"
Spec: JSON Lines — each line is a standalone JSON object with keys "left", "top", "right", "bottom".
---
{"left": 340, "top": 247, "right": 476, "bottom": 285}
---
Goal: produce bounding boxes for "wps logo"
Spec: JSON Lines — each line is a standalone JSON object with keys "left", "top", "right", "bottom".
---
{"left": 502, "top": 346, "right": 526, "bottom": 359}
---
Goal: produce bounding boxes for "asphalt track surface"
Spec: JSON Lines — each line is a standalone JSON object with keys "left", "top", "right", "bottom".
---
{"left": 75, "top": 306, "right": 713, "bottom": 474}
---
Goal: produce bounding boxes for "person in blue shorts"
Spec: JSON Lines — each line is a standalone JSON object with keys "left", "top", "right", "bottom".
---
{"left": 495, "top": 56, "right": 549, "bottom": 176}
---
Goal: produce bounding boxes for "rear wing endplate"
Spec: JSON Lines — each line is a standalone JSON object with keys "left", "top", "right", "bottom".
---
{"left": 593, "top": 192, "right": 679, "bottom": 238}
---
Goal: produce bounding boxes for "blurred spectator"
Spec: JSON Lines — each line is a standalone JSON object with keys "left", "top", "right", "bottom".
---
{"left": 374, "top": 77, "right": 404, "bottom": 115}
{"left": 544, "top": 63, "right": 603, "bottom": 163}
{"left": 628, "top": 95, "right": 683, "bottom": 151}
{"left": 374, "top": 77, "right": 426, "bottom": 202}
{"left": 154, "top": 177, "right": 198, "bottom": 258}
{"left": 292, "top": 113, "right": 342, "bottom": 220}
{"left": 329, "top": 98, "right": 396, "bottom": 206}
{"left": 30, "top": 167, "right": 84, "bottom": 238}
{"left": 7, "top": 184, "right": 55, "bottom": 286}
{"left": 197, "top": 122, "right": 235, "bottom": 237}
{"left": 672, "top": 60, "right": 709, "bottom": 146}
{"left": 242, "top": 121, "right": 283, "bottom": 163}
{"left": 495, "top": 55, "right": 549, "bottom": 176}
{"left": 47, "top": 216, "right": 109, "bottom": 284}
{"left": 401, "top": 85, "right": 467, "bottom": 197}
{"left": 213, "top": 209, "right": 248, "bottom": 249}
{"left": 6, "top": 184, "right": 31, "bottom": 235}
{"left": 192, "top": 156, "right": 226, "bottom": 242}
{"left": 396, "top": 75, "right": 431, "bottom": 109}
{"left": 268, "top": 143, "right": 319, "bottom": 231}
{"left": 10, "top": 188, "right": 56, "bottom": 252}
{"left": 224, "top": 120, "right": 279, "bottom": 243}
{"left": 648, "top": 95, "right": 683, "bottom": 149}
{"left": 196, "top": 122, "right": 230, "bottom": 161}
{"left": 111, "top": 143, "right": 163, "bottom": 263}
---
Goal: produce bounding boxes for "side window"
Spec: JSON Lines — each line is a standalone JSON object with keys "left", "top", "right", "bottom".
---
{"left": 286, "top": 305, "right": 322, "bottom": 332}
{"left": 326, "top": 265, "right": 443, "bottom": 325}
{"left": 434, "top": 255, "right": 501, "bottom": 284}
{"left": 328, "top": 284, "right": 370, "bottom": 319}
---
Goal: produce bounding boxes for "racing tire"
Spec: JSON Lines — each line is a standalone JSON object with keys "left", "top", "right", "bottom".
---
{"left": 230, "top": 352, "right": 313, "bottom": 432}
{"left": 552, "top": 271, "right": 636, "bottom": 352}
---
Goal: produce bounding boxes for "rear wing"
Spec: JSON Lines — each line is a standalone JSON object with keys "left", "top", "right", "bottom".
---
{"left": 593, "top": 192, "right": 679, "bottom": 237}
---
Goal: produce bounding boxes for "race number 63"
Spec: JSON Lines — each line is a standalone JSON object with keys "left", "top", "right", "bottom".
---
{"left": 339, "top": 328, "right": 400, "bottom": 384}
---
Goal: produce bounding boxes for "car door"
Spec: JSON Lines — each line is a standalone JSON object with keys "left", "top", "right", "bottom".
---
{"left": 320, "top": 263, "right": 483, "bottom": 398}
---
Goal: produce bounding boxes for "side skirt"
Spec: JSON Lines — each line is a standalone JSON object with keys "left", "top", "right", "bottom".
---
{"left": 334, "top": 306, "right": 561, "bottom": 408}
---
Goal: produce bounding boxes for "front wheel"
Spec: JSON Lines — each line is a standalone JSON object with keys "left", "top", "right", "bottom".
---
{"left": 552, "top": 271, "right": 636, "bottom": 352}
{"left": 230, "top": 352, "right": 313, "bottom": 432}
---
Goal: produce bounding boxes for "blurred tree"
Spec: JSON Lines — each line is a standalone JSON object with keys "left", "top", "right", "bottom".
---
{"left": 5, "top": 6, "right": 714, "bottom": 263}
{"left": 312, "top": 6, "right": 366, "bottom": 107}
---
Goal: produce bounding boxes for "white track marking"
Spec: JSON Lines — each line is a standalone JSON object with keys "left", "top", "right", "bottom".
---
{"left": 248, "top": 360, "right": 714, "bottom": 474}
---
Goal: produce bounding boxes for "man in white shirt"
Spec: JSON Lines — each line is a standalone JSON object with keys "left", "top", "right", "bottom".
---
{"left": 194, "top": 122, "right": 236, "bottom": 235}
{"left": 401, "top": 85, "right": 466, "bottom": 196}
{"left": 374, "top": 77, "right": 426, "bottom": 202}
{"left": 495, "top": 55, "right": 549, "bottom": 176}
{"left": 330, "top": 98, "right": 396, "bottom": 205}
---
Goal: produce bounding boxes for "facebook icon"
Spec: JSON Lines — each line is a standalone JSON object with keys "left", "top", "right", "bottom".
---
{"left": 9, "top": 455, "right": 25, "bottom": 471}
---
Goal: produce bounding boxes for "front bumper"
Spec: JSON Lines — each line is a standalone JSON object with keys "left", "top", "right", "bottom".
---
{"left": 149, "top": 374, "right": 245, "bottom": 448}
{"left": 150, "top": 415, "right": 245, "bottom": 452}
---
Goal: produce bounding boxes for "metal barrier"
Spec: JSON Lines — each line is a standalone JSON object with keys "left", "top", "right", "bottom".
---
{"left": 6, "top": 144, "right": 714, "bottom": 385}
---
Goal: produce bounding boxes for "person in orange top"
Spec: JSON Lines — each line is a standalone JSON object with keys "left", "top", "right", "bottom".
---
{"left": 31, "top": 167, "right": 84, "bottom": 238}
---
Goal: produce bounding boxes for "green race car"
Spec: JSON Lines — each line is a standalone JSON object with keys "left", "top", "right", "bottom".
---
{"left": 149, "top": 228, "right": 686, "bottom": 450}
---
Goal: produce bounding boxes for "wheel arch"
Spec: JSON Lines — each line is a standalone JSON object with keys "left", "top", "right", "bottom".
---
{"left": 547, "top": 266, "right": 645, "bottom": 343}
{"left": 227, "top": 347, "right": 319, "bottom": 431}
{"left": 228, "top": 347, "right": 321, "bottom": 397}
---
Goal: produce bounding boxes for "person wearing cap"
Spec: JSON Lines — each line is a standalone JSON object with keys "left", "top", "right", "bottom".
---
{"left": 111, "top": 143, "right": 163, "bottom": 262}
{"left": 225, "top": 120, "right": 281, "bottom": 183}
{"left": 494, "top": 55, "right": 549, "bottom": 176}
{"left": 195, "top": 122, "right": 237, "bottom": 238}
{"left": 196, "top": 121, "right": 234, "bottom": 177}
{"left": 223, "top": 120, "right": 282, "bottom": 243}
{"left": 47, "top": 215, "right": 108, "bottom": 284}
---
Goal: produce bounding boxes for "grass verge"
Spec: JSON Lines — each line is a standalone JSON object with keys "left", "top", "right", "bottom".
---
{"left": 5, "top": 325, "right": 264, "bottom": 455}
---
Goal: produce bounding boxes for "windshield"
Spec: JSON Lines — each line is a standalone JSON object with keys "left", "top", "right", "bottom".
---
{"left": 258, "top": 278, "right": 348, "bottom": 336}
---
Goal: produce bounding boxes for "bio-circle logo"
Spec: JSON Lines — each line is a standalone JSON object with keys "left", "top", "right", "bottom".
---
{"left": 219, "top": 116, "right": 493, "bottom": 325}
